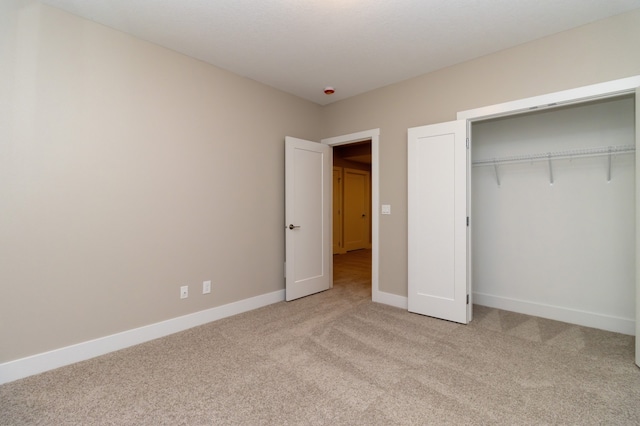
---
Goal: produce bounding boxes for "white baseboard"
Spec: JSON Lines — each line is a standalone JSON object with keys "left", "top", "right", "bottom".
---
{"left": 373, "top": 289, "right": 408, "bottom": 310}
{"left": 473, "top": 292, "right": 635, "bottom": 336}
{"left": 0, "top": 290, "right": 285, "bottom": 385}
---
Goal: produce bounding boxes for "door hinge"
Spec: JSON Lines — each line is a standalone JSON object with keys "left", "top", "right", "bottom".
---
{"left": 284, "top": 262, "right": 286, "bottom": 278}
{"left": 466, "top": 294, "right": 469, "bottom": 304}
{"left": 466, "top": 216, "right": 469, "bottom": 227}
{"left": 466, "top": 138, "right": 469, "bottom": 149}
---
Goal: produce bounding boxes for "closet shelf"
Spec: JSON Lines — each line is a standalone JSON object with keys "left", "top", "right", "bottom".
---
{"left": 472, "top": 144, "right": 635, "bottom": 166}
{"left": 472, "top": 144, "right": 635, "bottom": 186}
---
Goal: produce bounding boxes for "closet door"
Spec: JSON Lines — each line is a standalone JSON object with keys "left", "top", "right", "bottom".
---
{"left": 408, "top": 120, "right": 469, "bottom": 323}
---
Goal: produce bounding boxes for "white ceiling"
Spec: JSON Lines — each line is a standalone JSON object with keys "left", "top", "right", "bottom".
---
{"left": 40, "top": 0, "right": 640, "bottom": 105}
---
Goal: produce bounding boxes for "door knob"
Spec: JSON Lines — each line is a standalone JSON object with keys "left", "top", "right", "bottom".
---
{"left": 288, "top": 224, "right": 301, "bottom": 230}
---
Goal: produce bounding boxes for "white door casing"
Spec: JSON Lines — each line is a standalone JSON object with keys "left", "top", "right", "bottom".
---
{"left": 285, "top": 137, "right": 332, "bottom": 301}
{"left": 636, "top": 87, "right": 639, "bottom": 367}
{"left": 408, "top": 120, "right": 469, "bottom": 324}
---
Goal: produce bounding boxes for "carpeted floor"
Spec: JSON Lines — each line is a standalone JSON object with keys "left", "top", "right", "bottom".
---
{"left": 1, "top": 249, "right": 639, "bottom": 425}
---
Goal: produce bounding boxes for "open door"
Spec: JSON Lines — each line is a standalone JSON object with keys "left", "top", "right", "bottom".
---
{"left": 408, "top": 120, "right": 469, "bottom": 323}
{"left": 285, "top": 137, "right": 332, "bottom": 301}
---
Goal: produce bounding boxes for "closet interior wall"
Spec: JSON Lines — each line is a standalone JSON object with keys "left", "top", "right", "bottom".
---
{"left": 471, "top": 95, "right": 636, "bottom": 334}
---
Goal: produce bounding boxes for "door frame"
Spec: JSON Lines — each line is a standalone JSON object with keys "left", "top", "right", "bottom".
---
{"left": 456, "top": 75, "right": 640, "bottom": 366}
{"left": 322, "top": 129, "right": 380, "bottom": 302}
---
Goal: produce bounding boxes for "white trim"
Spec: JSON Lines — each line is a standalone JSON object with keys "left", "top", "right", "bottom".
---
{"left": 0, "top": 290, "right": 284, "bottom": 385}
{"left": 636, "top": 87, "right": 640, "bottom": 367}
{"left": 323, "top": 128, "right": 380, "bottom": 146}
{"left": 474, "top": 292, "right": 635, "bottom": 336}
{"left": 322, "top": 129, "right": 381, "bottom": 305}
{"left": 373, "top": 291, "right": 408, "bottom": 310}
{"left": 458, "top": 75, "right": 640, "bottom": 121}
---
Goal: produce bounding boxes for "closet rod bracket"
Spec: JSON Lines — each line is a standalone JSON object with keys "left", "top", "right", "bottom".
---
{"left": 607, "top": 146, "right": 612, "bottom": 183}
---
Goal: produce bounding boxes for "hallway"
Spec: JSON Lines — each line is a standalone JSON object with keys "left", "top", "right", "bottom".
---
{"left": 333, "top": 249, "right": 371, "bottom": 299}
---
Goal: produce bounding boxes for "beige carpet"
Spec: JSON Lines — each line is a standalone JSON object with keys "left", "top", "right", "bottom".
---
{"left": 2, "top": 249, "right": 639, "bottom": 425}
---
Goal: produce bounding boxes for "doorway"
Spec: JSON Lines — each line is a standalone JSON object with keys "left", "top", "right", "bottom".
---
{"left": 332, "top": 141, "right": 373, "bottom": 297}
{"left": 454, "top": 76, "right": 639, "bottom": 367}
{"left": 321, "top": 129, "right": 380, "bottom": 302}
{"left": 470, "top": 95, "right": 635, "bottom": 334}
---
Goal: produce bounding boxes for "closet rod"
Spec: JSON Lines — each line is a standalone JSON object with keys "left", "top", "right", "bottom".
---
{"left": 472, "top": 144, "right": 635, "bottom": 167}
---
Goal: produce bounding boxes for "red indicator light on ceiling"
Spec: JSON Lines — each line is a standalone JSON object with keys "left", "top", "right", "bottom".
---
{"left": 324, "top": 86, "right": 335, "bottom": 95}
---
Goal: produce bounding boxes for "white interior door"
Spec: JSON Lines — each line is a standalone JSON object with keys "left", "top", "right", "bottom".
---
{"left": 408, "top": 120, "right": 469, "bottom": 323}
{"left": 285, "top": 137, "right": 332, "bottom": 301}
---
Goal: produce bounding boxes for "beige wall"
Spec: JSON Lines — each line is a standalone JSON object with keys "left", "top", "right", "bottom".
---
{"left": 2, "top": 1, "right": 640, "bottom": 364}
{"left": 0, "top": 2, "right": 321, "bottom": 362}
{"left": 320, "top": 9, "right": 640, "bottom": 297}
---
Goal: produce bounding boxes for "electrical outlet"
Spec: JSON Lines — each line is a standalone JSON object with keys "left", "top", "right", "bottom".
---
{"left": 180, "top": 285, "right": 189, "bottom": 299}
{"left": 203, "top": 280, "right": 211, "bottom": 294}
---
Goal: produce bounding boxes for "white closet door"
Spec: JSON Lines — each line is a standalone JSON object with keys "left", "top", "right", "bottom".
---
{"left": 408, "top": 120, "right": 469, "bottom": 323}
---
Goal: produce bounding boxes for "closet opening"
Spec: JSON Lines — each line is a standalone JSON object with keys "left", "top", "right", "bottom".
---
{"left": 469, "top": 93, "right": 636, "bottom": 335}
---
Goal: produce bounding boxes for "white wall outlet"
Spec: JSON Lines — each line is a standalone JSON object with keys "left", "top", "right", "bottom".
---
{"left": 381, "top": 204, "right": 391, "bottom": 215}
{"left": 180, "top": 285, "right": 189, "bottom": 299}
{"left": 203, "top": 280, "right": 211, "bottom": 294}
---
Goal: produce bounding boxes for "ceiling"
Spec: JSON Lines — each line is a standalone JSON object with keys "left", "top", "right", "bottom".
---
{"left": 40, "top": 0, "right": 640, "bottom": 106}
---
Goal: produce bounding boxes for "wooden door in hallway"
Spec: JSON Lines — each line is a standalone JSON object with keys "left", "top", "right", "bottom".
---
{"left": 343, "top": 168, "right": 370, "bottom": 251}
{"left": 332, "top": 167, "right": 344, "bottom": 254}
